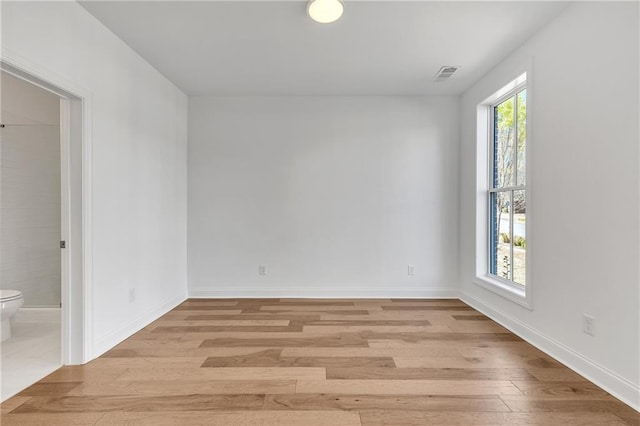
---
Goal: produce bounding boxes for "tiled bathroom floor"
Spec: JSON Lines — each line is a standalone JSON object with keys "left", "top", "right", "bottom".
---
{"left": 0, "top": 308, "right": 61, "bottom": 401}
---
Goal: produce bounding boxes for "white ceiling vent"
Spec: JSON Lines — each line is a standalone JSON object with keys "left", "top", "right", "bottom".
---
{"left": 433, "top": 66, "right": 460, "bottom": 82}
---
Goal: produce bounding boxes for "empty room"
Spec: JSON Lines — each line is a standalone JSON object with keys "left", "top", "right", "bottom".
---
{"left": 0, "top": 0, "right": 638, "bottom": 425}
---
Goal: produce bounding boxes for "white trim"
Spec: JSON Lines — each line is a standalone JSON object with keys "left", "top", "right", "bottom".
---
{"left": 92, "top": 295, "right": 186, "bottom": 358}
{"left": 59, "top": 98, "right": 71, "bottom": 364}
{"left": 474, "top": 276, "right": 530, "bottom": 309}
{"left": 485, "top": 73, "right": 527, "bottom": 105}
{"left": 81, "top": 87, "right": 94, "bottom": 364}
{"left": 486, "top": 78, "right": 527, "bottom": 109}
{"left": 1, "top": 48, "right": 94, "bottom": 365}
{"left": 489, "top": 185, "right": 526, "bottom": 193}
{"left": 475, "top": 59, "right": 534, "bottom": 309}
{"left": 460, "top": 292, "right": 640, "bottom": 412}
{"left": 189, "top": 287, "right": 459, "bottom": 299}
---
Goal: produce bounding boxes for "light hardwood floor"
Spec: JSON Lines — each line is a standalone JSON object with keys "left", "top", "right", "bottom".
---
{"left": 1, "top": 299, "right": 638, "bottom": 425}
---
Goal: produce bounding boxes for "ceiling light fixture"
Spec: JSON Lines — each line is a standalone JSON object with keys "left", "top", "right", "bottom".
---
{"left": 307, "top": 0, "right": 344, "bottom": 24}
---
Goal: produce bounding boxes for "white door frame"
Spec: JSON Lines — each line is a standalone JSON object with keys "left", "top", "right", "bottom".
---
{"left": 1, "top": 53, "right": 94, "bottom": 364}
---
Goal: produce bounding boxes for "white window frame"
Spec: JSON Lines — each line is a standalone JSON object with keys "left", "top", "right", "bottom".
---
{"left": 475, "top": 71, "right": 532, "bottom": 309}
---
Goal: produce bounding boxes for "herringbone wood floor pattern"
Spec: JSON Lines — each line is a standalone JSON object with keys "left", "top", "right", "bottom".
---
{"left": 1, "top": 299, "right": 638, "bottom": 425}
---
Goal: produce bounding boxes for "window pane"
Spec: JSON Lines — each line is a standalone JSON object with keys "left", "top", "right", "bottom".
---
{"left": 490, "top": 191, "right": 511, "bottom": 279}
{"left": 516, "top": 90, "right": 527, "bottom": 186}
{"left": 512, "top": 190, "right": 526, "bottom": 285}
{"left": 489, "top": 192, "right": 498, "bottom": 275}
{"left": 494, "top": 96, "right": 515, "bottom": 188}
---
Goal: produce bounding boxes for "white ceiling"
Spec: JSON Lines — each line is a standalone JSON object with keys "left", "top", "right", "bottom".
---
{"left": 80, "top": 1, "right": 568, "bottom": 96}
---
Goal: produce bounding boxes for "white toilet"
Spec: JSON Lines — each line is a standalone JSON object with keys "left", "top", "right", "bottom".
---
{"left": 1, "top": 290, "right": 24, "bottom": 342}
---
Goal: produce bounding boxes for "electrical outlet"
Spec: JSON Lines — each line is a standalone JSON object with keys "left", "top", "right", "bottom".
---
{"left": 408, "top": 265, "right": 415, "bottom": 276}
{"left": 129, "top": 288, "right": 136, "bottom": 303}
{"left": 583, "top": 314, "right": 595, "bottom": 336}
{"left": 258, "top": 265, "right": 267, "bottom": 275}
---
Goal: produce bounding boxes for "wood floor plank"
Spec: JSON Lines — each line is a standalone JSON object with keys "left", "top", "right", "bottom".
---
{"left": 87, "top": 357, "right": 208, "bottom": 368}
{"left": 66, "top": 380, "right": 297, "bottom": 396}
{"left": 185, "top": 314, "right": 321, "bottom": 321}
{"left": 259, "top": 305, "right": 373, "bottom": 311}
{"left": 281, "top": 347, "right": 460, "bottom": 358}
{"left": 162, "top": 309, "right": 243, "bottom": 315}
{"left": 320, "top": 313, "right": 436, "bottom": 321}
{"left": 368, "top": 339, "right": 522, "bottom": 349}
{"left": 359, "top": 410, "right": 628, "bottom": 426}
{"left": 615, "top": 412, "right": 640, "bottom": 426}
{"left": 102, "top": 347, "right": 281, "bottom": 358}
{"left": 148, "top": 320, "right": 291, "bottom": 326}
{"left": 457, "top": 345, "right": 557, "bottom": 359}
{"left": 192, "top": 330, "right": 462, "bottom": 340}
{"left": 302, "top": 319, "right": 432, "bottom": 326}
{"left": 389, "top": 299, "right": 464, "bottom": 304}
{"left": 256, "top": 301, "right": 356, "bottom": 307}
{"left": 446, "top": 322, "right": 511, "bottom": 333}
{"left": 111, "top": 337, "right": 203, "bottom": 350}
{"left": 241, "top": 309, "right": 371, "bottom": 315}
{"left": 153, "top": 324, "right": 303, "bottom": 333}
{"left": 94, "top": 410, "right": 362, "bottom": 426}
{"left": 281, "top": 298, "right": 390, "bottom": 303}
{"left": 16, "top": 382, "right": 83, "bottom": 397}
{"left": 511, "top": 381, "right": 610, "bottom": 397}
{"left": 12, "top": 394, "right": 265, "bottom": 413}
{"left": 264, "top": 393, "right": 510, "bottom": 412}
{"left": 39, "top": 367, "right": 128, "bottom": 383}
{"left": 115, "top": 367, "right": 326, "bottom": 381}
{"left": 452, "top": 315, "right": 490, "bottom": 321}
{"left": 200, "top": 348, "right": 396, "bottom": 368}
{"left": 200, "top": 334, "right": 369, "bottom": 348}
{"left": 1, "top": 396, "right": 31, "bottom": 415}
{"left": 296, "top": 379, "right": 523, "bottom": 396}
{"left": 526, "top": 367, "right": 590, "bottom": 382}
{"left": 500, "top": 396, "right": 640, "bottom": 421}
{"left": 366, "top": 331, "right": 522, "bottom": 346}
{"left": 0, "top": 413, "right": 106, "bottom": 425}
{"left": 326, "top": 367, "right": 536, "bottom": 381}
{"left": 370, "top": 331, "right": 521, "bottom": 342}
{"left": 117, "top": 332, "right": 186, "bottom": 340}
{"left": 301, "top": 325, "right": 449, "bottom": 333}
{"left": 394, "top": 354, "right": 561, "bottom": 369}
{"left": 381, "top": 305, "right": 475, "bottom": 311}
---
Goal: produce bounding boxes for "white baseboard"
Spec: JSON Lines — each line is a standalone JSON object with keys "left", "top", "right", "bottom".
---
{"left": 91, "top": 294, "right": 187, "bottom": 359}
{"left": 188, "top": 287, "right": 459, "bottom": 299}
{"left": 460, "top": 292, "right": 640, "bottom": 412}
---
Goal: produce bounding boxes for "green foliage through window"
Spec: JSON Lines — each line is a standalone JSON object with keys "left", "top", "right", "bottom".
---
{"left": 490, "top": 86, "right": 527, "bottom": 286}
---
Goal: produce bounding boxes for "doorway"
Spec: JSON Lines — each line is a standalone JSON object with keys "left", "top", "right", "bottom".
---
{"left": 0, "top": 63, "right": 88, "bottom": 401}
{"left": 0, "top": 70, "right": 63, "bottom": 400}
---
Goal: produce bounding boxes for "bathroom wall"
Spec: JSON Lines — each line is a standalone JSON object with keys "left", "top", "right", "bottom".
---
{"left": 0, "top": 71, "right": 61, "bottom": 307}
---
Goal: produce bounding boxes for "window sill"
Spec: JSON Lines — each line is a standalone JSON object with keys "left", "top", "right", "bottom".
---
{"left": 474, "top": 275, "right": 532, "bottom": 310}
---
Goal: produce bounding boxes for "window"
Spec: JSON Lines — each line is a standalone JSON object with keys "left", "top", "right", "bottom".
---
{"left": 475, "top": 72, "right": 529, "bottom": 306}
{"left": 489, "top": 86, "right": 527, "bottom": 286}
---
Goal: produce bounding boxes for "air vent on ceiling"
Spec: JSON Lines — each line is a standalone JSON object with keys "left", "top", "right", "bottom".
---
{"left": 433, "top": 66, "right": 460, "bottom": 82}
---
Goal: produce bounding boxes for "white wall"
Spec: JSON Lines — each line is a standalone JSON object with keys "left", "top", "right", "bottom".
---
{"left": 459, "top": 2, "right": 639, "bottom": 408}
{"left": 2, "top": 1, "right": 188, "bottom": 358}
{"left": 1, "top": 72, "right": 61, "bottom": 307}
{"left": 189, "top": 96, "right": 459, "bottom": 297}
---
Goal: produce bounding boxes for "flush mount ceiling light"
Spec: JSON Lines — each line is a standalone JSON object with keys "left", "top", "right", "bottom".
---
{"left": 307, "top": 0, "right": 344, "bottom": 24}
